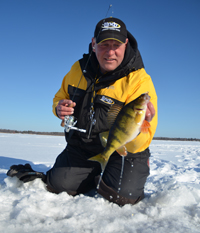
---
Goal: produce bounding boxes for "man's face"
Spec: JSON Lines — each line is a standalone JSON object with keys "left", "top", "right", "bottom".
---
{"left": 92, "top": 38, "right": 128, "bottom": 73}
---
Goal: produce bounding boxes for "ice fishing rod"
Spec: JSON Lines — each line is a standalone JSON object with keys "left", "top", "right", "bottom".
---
{"left": 69, "top": 4, "right": 113, "bottom": 104}
{"left": 62, "top": 4, "right": 113, "bottom": 134}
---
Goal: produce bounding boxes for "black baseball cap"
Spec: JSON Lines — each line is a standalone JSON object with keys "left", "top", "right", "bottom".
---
{"left": 94, "top": 17, "right": 127, "bottom": 44}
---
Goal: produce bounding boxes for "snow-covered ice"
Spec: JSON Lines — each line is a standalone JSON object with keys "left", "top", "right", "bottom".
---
{"left": 0, "top": 133, "right": 200, "bottom": 233}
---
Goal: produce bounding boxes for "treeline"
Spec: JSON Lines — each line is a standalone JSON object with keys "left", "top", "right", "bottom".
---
{"left": 0, "top": 129, "right": 200, "bottom": 141}
{"left": 0, "top": 129, "right": 64, "bottom": 136}
{"left": 153, "top": 137, "right": 200, "bottom": 142}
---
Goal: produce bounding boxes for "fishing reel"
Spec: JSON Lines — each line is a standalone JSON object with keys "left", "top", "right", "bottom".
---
{"left": 63, "top": 115, "right": 86, "bottom": 133}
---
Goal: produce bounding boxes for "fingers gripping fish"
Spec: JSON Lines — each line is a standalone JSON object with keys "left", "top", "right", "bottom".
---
{"left": 88, "top": 93, "right": 151, "bottom": 171}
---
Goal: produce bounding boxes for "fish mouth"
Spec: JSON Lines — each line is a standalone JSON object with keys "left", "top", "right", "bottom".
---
{"left": 135, "top": 108, "right": 144, "bottom": 111}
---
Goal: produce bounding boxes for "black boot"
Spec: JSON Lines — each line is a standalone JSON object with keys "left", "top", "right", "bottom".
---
{"left": 7, "top": 163, "right": 46, "bottom": 183}
{"left": 95, "top": 176, "right": 143, "bottom": 206}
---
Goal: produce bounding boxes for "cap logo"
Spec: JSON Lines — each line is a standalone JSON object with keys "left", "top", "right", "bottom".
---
{"left": 101, "top": 21, "right": 121, "bottom": 32}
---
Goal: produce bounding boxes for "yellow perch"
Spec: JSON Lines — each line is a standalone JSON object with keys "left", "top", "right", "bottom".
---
{"left": 88, "top": 93, "right": 150, "bottom": 170}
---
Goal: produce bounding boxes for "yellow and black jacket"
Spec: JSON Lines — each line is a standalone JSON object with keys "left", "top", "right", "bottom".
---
{"left": 53, "top": 31, "right": 157, "bottom": 155}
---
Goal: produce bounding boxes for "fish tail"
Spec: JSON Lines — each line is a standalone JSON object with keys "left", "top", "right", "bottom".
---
{"left": 88, "top": 154, "right": 108, "bottom": 171}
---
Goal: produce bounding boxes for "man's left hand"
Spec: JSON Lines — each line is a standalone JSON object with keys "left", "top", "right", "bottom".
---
{"left": 145, "top": 102, "right": 155, "bottom": 122}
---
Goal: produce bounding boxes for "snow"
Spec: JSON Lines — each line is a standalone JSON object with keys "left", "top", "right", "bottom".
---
{"left": 0, "top": 133, "right": 200, "bottom": 233}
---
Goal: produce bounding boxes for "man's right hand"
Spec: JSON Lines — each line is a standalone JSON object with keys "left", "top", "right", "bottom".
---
{"left": 56, "top": 99, "right": 76, "bottom": 120}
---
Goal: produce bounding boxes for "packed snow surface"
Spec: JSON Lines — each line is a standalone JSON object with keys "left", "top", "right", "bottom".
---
{"left": 0, "top": 133, "right": 200, "bottom": 233}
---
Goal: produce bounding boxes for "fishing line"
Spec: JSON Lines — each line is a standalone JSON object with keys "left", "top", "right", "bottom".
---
{"left": 117, "top": 156, "right": 124, "bottom": 193}
{"left": 70, "top": 4, "right": 113, "bottom": 102}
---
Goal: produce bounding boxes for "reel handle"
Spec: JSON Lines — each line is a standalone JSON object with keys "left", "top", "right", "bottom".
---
{"left": 61, "top": 120, "right": 65, "bottom": 127}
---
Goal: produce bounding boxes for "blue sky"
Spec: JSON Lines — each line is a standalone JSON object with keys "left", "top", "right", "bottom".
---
{"left": 0, "top": 0, "right": 200, "bottom": 139}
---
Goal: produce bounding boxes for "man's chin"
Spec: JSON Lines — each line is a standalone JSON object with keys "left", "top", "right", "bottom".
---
{"left": 102, "top": 64, "right": 118, "bottom": 73}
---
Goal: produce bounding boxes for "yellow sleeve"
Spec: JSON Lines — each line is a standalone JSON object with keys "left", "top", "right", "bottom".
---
{"left": 52, "top": 61, "right": 87, "bottom": 117}
{"left": 52, "top": 73, "right": 70, "bottom": 117}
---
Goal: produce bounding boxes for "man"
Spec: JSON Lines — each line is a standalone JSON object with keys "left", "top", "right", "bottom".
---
{"left": 7, "top": 17, "right": 157, "bottom": 206}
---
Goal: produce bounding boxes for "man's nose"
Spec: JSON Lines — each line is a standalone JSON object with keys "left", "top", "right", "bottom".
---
{"left": 106, "top": 46, "right": 115, "bottom": 55}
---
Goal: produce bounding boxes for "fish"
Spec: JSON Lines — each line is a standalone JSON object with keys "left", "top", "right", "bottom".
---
{"left": 88, "top": 93, "right": 151, "bottom": 171}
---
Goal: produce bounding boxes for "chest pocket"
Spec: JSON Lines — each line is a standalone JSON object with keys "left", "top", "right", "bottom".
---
{"left": 92, "top": 95, "right": 124, "bottom": 134}
{"left": 68, "top": 85, "right": 86, "bottom": 104}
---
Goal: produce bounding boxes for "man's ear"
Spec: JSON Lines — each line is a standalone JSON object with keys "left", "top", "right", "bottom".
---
{"left": 125, "top": 38, "right": 129, "bottom": 48}
{"left": 92, "top": 37, "right": 96, "bottom": 51}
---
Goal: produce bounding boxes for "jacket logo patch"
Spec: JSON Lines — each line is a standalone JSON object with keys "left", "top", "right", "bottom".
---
{"left": 100, "top": 96, "right": 115, "bottom": 105}
{"left": 106, "top": 85, "right": 115, "bottom": 89}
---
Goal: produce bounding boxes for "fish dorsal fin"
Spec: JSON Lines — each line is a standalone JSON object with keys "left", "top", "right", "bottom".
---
{"left": 140, "top": 120, "right": 150, "bottom": 133}
{"left": 116, "top": 146, "right": 127, "bottom": 156}
{"left": 107, "top": 104, "right": 123, "bottom": 128}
